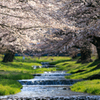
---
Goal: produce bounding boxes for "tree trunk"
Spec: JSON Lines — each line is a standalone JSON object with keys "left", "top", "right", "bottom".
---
{"left": 77, "top": 47, "right": 92, "bottom": 63}
{"left": 92, "top": 37, "right": 100, "bottom": 60}
{"left": 2, "top": 51, "right": 15, "bottom": 62}
{"left": 96, "top": 47, "right": 100, "bottom": 59}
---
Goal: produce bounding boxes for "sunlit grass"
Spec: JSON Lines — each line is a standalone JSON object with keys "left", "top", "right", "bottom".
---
{"left": 53, "top": 55, "right": 100, "bottom": 94}
{"left": 0, "top": 55, "right": 69, "bottom": 95}
{"left": 71, "top": 80, "right": 100, "bottom": 95}
{"left": 1, "top": 54, "right": 100, "bottom": 95}
{"left": 0, "top": 79, "right": 22, "bottom": 96}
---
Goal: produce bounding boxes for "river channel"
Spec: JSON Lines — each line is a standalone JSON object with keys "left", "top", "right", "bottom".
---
{"left": 1, "top": 66, "right": 100, "bottom": 99}
{"left": 16, "top": 71, "right": 88, "bottom": 97}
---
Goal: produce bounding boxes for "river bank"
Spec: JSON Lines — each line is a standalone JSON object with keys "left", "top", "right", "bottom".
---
{"left": 0, "top": 56, "right": 57, "bottom": 95}
{"left": 54, "top": 56, "right": 100, "bottom": 95}
{"left": 0, "top": 71, "right": 100, "bottom": 100}
{"left": 0, "top": 56, "right": 100, "bottom": 96}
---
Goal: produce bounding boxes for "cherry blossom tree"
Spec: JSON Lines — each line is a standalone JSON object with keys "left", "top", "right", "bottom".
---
{"left": 0, "top": 0, "right": 74, "bottom": 62}
{"left": 63, "top": 0, "right": 100, "bottom": 59}
{"left": 0, "top": 0, "right": 100, "bottom": 62}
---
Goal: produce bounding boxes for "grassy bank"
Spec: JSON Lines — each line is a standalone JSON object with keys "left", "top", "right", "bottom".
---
{"left": 0, "top": 55, "right": 69, "bottom": 95}
{"left": 71, "top": 80, "right": 100, "bottom": 95}
{"left": 54, "top": 56, "right": 100, "bottom": 95}
{"left": 1, "top": 55, "right": 100, "bottom": 95}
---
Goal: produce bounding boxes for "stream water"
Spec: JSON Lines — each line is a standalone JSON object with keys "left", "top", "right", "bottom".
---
{"left": 1, "top": 65, "right": 100, "bottom": 99}
{"left": 10, "top": 71, "right": 91, "bottom": 98}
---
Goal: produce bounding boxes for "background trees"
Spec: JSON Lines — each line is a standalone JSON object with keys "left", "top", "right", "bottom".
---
{"left": 62, "top": 0, "right": 100, "bottom": 59}
{"left": 0, "top": 0, "right": 100, "bottom": 62}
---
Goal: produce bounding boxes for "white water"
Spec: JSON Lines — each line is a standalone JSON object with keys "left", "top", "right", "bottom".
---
{"left": 1, "top": 71, "right": 100, "bottom": 99}
{"left": 15, "top": 71, "right": 88, "bottom": 97}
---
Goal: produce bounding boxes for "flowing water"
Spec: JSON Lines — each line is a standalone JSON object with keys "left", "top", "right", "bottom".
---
{"left": 1, "top": 65, "right": 100, "bottom": 99}
{"left": 12, "top": 71, "right": 89, "bottom": 98}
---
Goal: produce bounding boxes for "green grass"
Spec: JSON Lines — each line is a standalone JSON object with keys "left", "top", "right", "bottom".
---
{"left": 53, "top": 56, "right": 100, "bottom": 95}
{"left": 0, "top": 79, "right": 22, "bottom": 95}
{"left": 0, "top": 55, "right": 69, "bottom": 95}
{"left": 1, "top": 55, "right": 100, "bottom": 95}
{"left": 71, "top": 80, "right": 100, "bottom": 95}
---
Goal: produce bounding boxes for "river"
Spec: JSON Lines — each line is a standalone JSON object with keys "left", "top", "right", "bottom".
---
{"left": 0, "top": 65, "right": 100, "bottom": 99}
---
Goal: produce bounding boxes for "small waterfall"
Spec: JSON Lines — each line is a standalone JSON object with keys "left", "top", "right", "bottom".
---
{"left": 18, "top": 71, "right": 77, "bottom": 85}
{"left": 1, "top": 63, "right": 100, "bottom": 99}
{"left": 15, "top": 69, "right": 93, "bottom": 98}
{"left": 41, "top": 73, "right": 71, "bottom": 76}
{"left": 18, "top": 79, "right": 81, "bottom": 85}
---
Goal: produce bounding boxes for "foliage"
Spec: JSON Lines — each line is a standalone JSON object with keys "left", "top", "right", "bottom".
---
{"left": 0, "top": 0, "right": 99, "bottom": 59}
